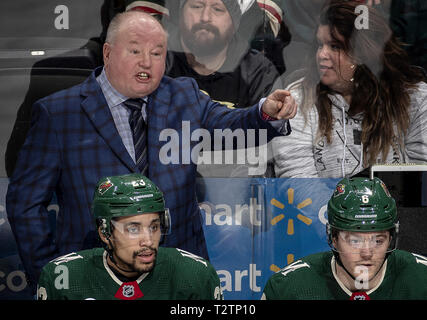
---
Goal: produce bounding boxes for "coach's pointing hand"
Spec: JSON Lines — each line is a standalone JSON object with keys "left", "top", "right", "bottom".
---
{"left": 262, "top": 90, "right": 297, "bottom": 120}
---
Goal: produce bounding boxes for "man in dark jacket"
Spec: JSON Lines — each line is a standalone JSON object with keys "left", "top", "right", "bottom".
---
{"left": 166, "top": 0, "right": 280, "bottom": 108}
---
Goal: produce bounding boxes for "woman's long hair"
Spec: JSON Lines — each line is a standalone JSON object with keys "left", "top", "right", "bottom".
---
{"left": 296, "top": 1, "right": 425, "bottom": 166}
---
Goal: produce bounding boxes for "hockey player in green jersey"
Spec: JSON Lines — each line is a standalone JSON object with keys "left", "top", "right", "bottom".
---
{"left": 37, "top": 173, "right": 223, "bottom": 300}
{"left": 262, "top": 177, "right": 427, "bottom": 300}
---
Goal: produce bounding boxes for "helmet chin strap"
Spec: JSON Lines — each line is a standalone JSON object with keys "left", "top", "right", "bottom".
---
{"left": 333, "top": 250, "right": 357, "bottom": 281}
{"left": 105, "top": 238, "right": 136, "bottom": 275}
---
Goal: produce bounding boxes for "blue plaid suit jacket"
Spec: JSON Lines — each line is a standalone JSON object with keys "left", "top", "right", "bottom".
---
{"left": 6, "top": 67, "right": 285, "bottom": 289}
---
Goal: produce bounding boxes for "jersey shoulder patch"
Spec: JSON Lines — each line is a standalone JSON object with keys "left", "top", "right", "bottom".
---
{"left": 43, "top": 249, "right": 101, "bottom": 273}
{"left": 270, "top": 252, "right": 330, "bottom": 284}
{"left": 50, "top": 252, "right": 84, "bottom": 266}
{"left": 392, "top": 250, "right": 427, "bottom": 270}
{"left": 277, "top": 260, "right": 311, "bottom": 277}
{"left": 175, "top": 248, "right": 208, "bottom": 267}
{"left": 411, "top": 253, "right": 427, "bottom": 268}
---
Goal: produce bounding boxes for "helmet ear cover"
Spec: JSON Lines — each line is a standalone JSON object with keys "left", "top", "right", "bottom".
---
{"left": 96, "top": 217, "right": 111, "bottom": 239}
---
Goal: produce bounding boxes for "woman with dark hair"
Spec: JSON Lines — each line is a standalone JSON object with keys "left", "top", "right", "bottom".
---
{"left": 272, "top": 1, "right": 427, "bottom": 178}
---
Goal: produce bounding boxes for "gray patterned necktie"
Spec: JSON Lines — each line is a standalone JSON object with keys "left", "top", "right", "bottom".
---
{"left": 123, "top": 98, "right": 148, "bottom": 175}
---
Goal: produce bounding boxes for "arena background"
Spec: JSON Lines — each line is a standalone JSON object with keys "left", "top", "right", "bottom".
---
{"left": 1, "top": 0, "right": 426, "bottom": 300}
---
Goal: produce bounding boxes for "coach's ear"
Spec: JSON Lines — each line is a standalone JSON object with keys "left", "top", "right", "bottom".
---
{"left": 103, "top": 42, "right": 112, "bottom": 68}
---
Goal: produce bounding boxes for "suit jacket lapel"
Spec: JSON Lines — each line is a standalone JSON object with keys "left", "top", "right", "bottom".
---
{"left": 80, "top": 71, "right": 137, "bottom": 172}
{"left": 147, "top": 78, "right": 171, "bottom": 177}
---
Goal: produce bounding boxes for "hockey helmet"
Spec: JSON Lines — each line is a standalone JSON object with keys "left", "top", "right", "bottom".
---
{"left": 92, "top": 173, "right": 170, "bottom": 237}
{"left": 327, "top": 177, "right": 399, "bottom": 251}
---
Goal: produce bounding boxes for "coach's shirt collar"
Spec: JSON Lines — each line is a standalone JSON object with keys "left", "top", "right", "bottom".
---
{"left": 96, "top": 68, "right": 148, "bottom": 111}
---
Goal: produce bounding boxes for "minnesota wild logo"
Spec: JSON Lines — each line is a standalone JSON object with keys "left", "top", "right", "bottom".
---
{"left": 333, "top": 184, "right": 345, "bottom": 197}
{"left": 98, "top": 181, "right": 113, "bottom": 195}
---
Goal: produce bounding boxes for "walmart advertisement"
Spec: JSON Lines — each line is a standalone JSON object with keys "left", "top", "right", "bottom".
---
{"left": 0, "top": 177, "right": 338, "bottom": 300}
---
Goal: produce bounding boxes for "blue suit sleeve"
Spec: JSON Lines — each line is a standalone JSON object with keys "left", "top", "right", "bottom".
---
{"left": 193, "top": 80, "right": 286, "bottom": 144}
{"left": 6, "top": 100, "right": 61, "bottom": 291}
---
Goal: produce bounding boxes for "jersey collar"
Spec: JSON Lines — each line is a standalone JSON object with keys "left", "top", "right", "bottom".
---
{"left": 330, "top": 255, "right": 387, "bottom": 297}
{"left": 102, "top": 251, "right": 149, "bottom": 286}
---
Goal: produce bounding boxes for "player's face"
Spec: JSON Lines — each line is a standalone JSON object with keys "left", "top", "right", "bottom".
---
{"left": 334, "top": 231, "right": 390, "bottom": 285}
{"left": 108, "top": 213, "right": 162, "bottom": 276}
{"left": 180, "top": 0, "right": 234, "bottom": 57}
{"left": 103, "top": 14, "right": 167, "bottom": 98}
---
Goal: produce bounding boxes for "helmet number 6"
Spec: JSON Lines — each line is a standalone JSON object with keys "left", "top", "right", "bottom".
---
{"left": 361, "top": 195, "right": 369, "bottom": 203}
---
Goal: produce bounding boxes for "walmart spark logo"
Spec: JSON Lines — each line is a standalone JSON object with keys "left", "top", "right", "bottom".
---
{"left": 269, "top": 188, "right": 313, "bottom": 272}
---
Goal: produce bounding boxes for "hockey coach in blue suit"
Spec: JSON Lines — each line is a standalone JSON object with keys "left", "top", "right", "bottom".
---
{"left": 6, "top": 10, "right": 297, "bottom": 292}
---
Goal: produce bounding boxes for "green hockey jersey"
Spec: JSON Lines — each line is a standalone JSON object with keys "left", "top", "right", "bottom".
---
{"left": 37, "top": 247, "right": 222, "bottom": 300}
{"left": 262, "top": 250, "right": 427, "bottom": 300}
